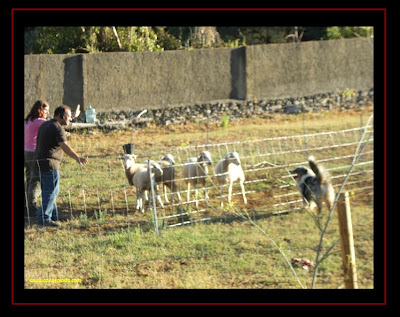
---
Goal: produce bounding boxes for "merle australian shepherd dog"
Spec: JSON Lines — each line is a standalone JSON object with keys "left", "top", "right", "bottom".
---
{"left": 290, "top": 156, "right": 335, "bottom": 214}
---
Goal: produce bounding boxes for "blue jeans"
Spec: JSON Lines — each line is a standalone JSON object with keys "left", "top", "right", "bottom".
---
{"left": 37, "top": 170, "right": 60, "bottom": 224}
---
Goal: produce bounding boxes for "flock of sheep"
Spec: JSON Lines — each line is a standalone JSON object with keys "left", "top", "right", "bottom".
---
{"left": 121, "top": 150, "right": 248, "bottom": 213}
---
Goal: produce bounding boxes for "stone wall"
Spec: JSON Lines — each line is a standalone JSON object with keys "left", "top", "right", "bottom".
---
{"left": 91, "top": 88, "right": 373, "bottom": 128}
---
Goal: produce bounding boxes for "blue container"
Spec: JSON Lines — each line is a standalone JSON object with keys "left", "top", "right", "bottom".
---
{"left": 85, "top": 105, "right": 96, "bottom": 123}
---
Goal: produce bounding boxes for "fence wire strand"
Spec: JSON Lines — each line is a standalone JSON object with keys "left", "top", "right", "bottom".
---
{"left": 25, "top": 124, "right": 373, "bottom": 228}
{"left": 24, "top": 117, "right": 374, "bottom": 289}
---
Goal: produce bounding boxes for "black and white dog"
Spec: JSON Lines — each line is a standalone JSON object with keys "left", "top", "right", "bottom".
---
{"left": 290, "top": 156, "right": 335, "bottom": 214}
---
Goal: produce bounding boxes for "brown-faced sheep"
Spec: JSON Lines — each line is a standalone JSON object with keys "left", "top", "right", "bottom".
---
{"left": 156, "top": 154, "right": 182, "bottom": 204}
{"left": 182, "top": 151, "right": 212, "bottom": 208}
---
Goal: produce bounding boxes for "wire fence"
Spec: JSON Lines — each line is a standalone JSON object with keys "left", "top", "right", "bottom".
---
{"left": 24, "top": 123, "right": 373, "bottom": 230}
{"left": 24, "top": 117, "right": 374, "bottom": 289}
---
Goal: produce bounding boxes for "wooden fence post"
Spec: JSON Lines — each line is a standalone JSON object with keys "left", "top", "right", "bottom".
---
{"left": 337, "top": 191, "right": 358, "bottom": 289}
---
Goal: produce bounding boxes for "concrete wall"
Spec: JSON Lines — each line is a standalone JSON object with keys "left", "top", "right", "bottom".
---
{"left": 246, "top": 38, "right": 373, "bottom": 100}
{"left": 24, "top": 38, "right": 373, "bottom": 117}
{"left": 83, "top": 48, "right": 233, "bottom": 112}
{"left": 25, "top": 54, "right": 66, "bottom": 111}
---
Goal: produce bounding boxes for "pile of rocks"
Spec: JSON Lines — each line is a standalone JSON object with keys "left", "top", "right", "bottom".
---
{"left": 88, "top": 88, "right": 373, "bottom": 128}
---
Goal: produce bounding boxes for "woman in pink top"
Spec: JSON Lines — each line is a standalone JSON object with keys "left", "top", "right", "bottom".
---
{"left": 24, "top": 100, "right": 50, "bottom": 216}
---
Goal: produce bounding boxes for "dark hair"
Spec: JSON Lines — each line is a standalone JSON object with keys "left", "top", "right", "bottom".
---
{"left": 54, "top": 105, "right": 71, "bottom": 119}
{"left": 24, "top": 100, "right": 49, "bottom": 123}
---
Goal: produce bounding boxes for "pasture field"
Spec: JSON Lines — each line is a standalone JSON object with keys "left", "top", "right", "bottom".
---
{"left": 24, "top": 108, "right": 374, "bottom": 290}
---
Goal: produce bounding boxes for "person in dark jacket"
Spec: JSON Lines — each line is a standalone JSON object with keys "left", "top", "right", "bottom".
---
{"left": 35, "top": 105, "right": 88, "bottom": 227}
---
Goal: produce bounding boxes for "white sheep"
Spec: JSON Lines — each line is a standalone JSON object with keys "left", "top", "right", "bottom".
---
{"left": 182, "top": 151, "right": 212, "bottom": 208}
{"left": 157, "top": 154, "right": 182, "bottom": 203}
{"left": 214, "top": 152, "right": 247, "bottom": 207}
{"left": 133, "top": 162, "right": 164, "bottom": 212}
{"left": 144, "top": 154, "right": 182, "bottom": 204}
{"left": 122, "top": 154, "right": 164, "bottom": 213}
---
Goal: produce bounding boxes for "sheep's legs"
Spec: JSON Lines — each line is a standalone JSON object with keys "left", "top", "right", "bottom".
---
{"left": 135, "top": 188, "right": 141, "bottom": 211}
{"left": 168, "top": 190, "right": 182, "bottom": 205}
{"left": 135, "top": 198, "right": 141, "bottom": 211}
{"left": 187, "top": 183, "right": 199, "bottom": 208}
{"left": 176, "top": 191, "right": 182, "bottom": 202}
{"left": 228, "top": 182, "right": 233, "bottom": 204}
{"left": 156, "top": 193, "right": 164, "bottom": 209}
{"left": 149, "top": 184, "right": 164, "bottom": 210}
{"left": 136, "top": 189, "right": 146, "bottom": 213}
{"left": 141, "top": 191, "right": 148, "bottom": 213}
{"left": 163, "top": 184, "right": 182, "bottom": 204}
{"left": 204, "top": 188, "right": 211, "bottom": 206}
{"left": 240, "top": 182, "right": 247, "bottom": 204}
{"left": 171, "top": 183, "right": 182, "bottom": 202}
{"left": 219, "top": 181, "right": 247, "bottom": 207}
{"left": 220, "top": 185, "right": 224, "bottom": 208}
{"left": 240, "top": 181, "right": 247, "bottom": 204}
{"left": 163, "top": 185, "right": 169, "bottom": 203}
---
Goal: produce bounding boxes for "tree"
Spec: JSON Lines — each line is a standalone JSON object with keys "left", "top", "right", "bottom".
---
{"left": 24, "top": 26, "right": 373, "bottom": 55}
{"left": 154, "top": 27, "right": 183, "bottom": 50}
{"left": 24, "top": 27, "right": 86, "bottom": 54}
{"left": 191, "top": 27, "right": 222, "bottom": 48}
{"left": 24, "top": 26, "right": 164, "bottom": 54}
{"left": 326, "top": 27, "right": 373, "bottom": 40}
{"left": 80, "top": 27, "right": 163, "bottom": 52}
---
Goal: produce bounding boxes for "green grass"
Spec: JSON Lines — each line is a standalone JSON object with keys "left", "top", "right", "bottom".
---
{"left": 24, "top": 202, "right": 373, "bottom": 289}
{"left": 24, "top": 109, "right": 374, "bottom": 289}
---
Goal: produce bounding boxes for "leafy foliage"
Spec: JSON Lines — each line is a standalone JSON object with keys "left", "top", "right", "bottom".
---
{"left": 325, "top": 27, "right": 373, "bottom": 39}
{"left": 24, "top": 26, "right": 373, "bottom": 55}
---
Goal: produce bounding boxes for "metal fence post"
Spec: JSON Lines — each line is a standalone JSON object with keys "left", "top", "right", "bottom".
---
{"left": 148, "top": 160, "right": 159, "bottom": 235}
